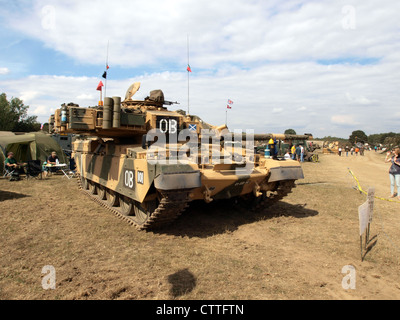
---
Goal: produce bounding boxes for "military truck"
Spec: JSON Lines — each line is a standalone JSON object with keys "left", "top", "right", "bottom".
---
{"left": 49, "top": 82, "right": 305, "bottom": 230}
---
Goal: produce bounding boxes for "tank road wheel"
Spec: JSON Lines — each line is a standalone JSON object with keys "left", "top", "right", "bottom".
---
{"left": 81, "top": 177, "right": 89, "bottom": 190}
{"left": 119, "top": 196, "right": 134, "bottom": 216}
{"left": 133, "top": 200, "right": 158, "bottom": 226}
{"left": 241, "top": 180, "right": 296, "bottom": 211}
{"left": 97, "top": 184, "right": 106, "bottom": 200}
{"left": 88, "top": 180, "right": 97, "bottom": 195}
{"left": 264, "top": 180, "right": 296, "bottom": 205}
{"left": 106, "top": 189, "right": 119, "bottom": 207}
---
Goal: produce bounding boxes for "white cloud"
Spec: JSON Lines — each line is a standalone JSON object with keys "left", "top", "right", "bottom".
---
{"left": 31, "top": 105, "right": 49, "bottom": 116}
{"left": 345, "top": 92, "right": 374, "bottom": 105}
{"left": 76, "top": 94, "right": 94, "bottom": 100}
{"left": 20, "top": 91, "right": 41, "bottom": 103}
{"left": 3, "top": 0, "right": 399, "bottom": 69}
{"left": 0, "top": 67, "right": 10, "bottom": 75}
{"left": 331, "top": 115, "right": 359, "bottom": 126}
{"left": 272, "top": 108, "right": 284, "bottom": 114}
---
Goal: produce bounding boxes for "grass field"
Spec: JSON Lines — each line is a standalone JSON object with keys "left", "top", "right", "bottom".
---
{"left": 1, "top": 151, "right": 400, "bottom": 300}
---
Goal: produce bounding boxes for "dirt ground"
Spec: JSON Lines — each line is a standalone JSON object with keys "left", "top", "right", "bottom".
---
{"left": 1, "top": 151, "right": 400, "bottom": 300}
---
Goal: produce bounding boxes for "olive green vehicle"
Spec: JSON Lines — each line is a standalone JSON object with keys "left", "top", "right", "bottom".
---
{"left": 49, "top": 83, "right": 304, "bottom": 230}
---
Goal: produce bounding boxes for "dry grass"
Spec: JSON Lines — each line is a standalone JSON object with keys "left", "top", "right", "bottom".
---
{"left": 1, "top": 151, "right": 400, "bottom": 300}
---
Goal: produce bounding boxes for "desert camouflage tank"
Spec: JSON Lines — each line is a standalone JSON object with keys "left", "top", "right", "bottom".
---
{"left": 49, "top": 82, "right": 304, "bottom": 230}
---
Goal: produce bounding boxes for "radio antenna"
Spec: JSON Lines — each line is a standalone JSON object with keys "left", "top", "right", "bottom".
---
{"left": 187, "top": 34, "right": 190, "bottom": 115}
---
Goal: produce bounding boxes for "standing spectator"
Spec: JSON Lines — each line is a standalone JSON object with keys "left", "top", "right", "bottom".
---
{"left": 300, "top": 145, "right": 305, "bottom": 162}
{"left": 295, "top": 145, "right": 301, "bottom": 162}
{"left": 338, "top": 147, "right": 342, "bottom": 157}
{"left": 385, "top": 148, "right": 400, "bottom": 199}
{"left": 350, "top": 147, "right": 354, "bottom": 156}
{"left": 345, "top": 146, "right": 350, "bottom": 157}
{"left": 291, "top": 144, "right": 296, "bottom": 160}
{"left": 355, "top": 147, "right": 359, "bottom": 156}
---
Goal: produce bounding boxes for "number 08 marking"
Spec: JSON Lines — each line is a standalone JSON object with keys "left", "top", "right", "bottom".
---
{"left": 124, "top": 170, "right": 134, "bottom": 189}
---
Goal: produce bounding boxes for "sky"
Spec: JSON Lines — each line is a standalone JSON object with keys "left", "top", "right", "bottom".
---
{"left": 0, "top": 0, "right": 399, "bottom": 138}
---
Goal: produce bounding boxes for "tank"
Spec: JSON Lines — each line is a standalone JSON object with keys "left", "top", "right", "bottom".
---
{"left": 49, "top": 82, "right": 305, "bottom": 230}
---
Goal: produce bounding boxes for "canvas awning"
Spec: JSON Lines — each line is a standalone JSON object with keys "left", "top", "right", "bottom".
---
{"left": 0, "top": 132, "right": 67, "bottom": 169}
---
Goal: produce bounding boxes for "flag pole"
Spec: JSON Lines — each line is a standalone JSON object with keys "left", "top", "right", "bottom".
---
{"left": 226, "top": 110, "right": 228, "bottom": 126}
{"left": 105, "top": 40, "right": 109, "bottom": 98}
{"left": 187, "top": 34, "right": 190, "bottom": 115}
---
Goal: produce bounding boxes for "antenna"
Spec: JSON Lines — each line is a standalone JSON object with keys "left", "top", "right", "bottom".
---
{"left": 187, "top": 34, "right": 190, "bottom": 115}
{"left": 105, "top": 40, "right": 109, "bottom": 98}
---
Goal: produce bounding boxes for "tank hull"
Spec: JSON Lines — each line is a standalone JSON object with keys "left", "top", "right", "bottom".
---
{"left": 72, "top": 138, "right": 304, "bottom": 230}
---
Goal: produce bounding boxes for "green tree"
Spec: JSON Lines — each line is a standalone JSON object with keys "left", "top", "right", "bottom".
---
{"left": 349, "top": 130, "right": 368, "bottom": 145}
{"left": 284, "top": 129, "right": 297, "bottom": 135}
{"left": 0, "top": 93, "right": 14, "bottom": 131}
{"left": 42, "top": 123, "right": 49, "bottom": 132}
{"left": 0, "top": 93, "right": 40, "bottom": 132}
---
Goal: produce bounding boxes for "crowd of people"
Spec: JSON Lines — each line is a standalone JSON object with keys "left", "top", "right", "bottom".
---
{"left": 283, "top": 144, "right": 306, "bottom": 162}
{"left": 337, "top": 145, "right": 366, "bottom": 157}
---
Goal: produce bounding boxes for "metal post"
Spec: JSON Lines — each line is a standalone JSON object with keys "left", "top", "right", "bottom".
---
{"left": 360, "top": 236, "right": 363, "bottom": 261}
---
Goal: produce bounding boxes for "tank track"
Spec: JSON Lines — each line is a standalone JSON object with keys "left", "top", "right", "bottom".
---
{"left": 76, "top": 174, "right": 190, "bottom": 231}
{"left": 264, "top": 180, "right": 296, "bottom": 205}
{"left": 248, "top": 180, "right": 296, "bottom": 210}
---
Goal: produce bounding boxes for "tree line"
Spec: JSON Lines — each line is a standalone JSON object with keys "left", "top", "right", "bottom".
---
{"left": 286, "top": 128, "right": 400, "bottom": 148}
{"left": 0, "top": 93, "right": 41, "bottom": 132}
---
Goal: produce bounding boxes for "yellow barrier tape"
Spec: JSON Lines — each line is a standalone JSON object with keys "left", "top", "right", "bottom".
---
{"left": 348, "top": 168, "right": 400, "bottom": 203}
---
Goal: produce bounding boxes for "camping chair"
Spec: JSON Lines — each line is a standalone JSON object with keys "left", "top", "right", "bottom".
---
{"left": 26, "top": 160, "right": 43, "bottom": 180}
{"left": 64, "top": 158, "right": 77, "bottom": 179}
{"left": 3, "top": 163, "right": 15, "bottom": 179}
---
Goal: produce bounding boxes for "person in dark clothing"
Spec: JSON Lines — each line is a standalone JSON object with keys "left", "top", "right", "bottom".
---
{"left": 295, "top": 145, "right": 301, "bottom": 162}
{"left": 44, "top": 151, "right": 60, "bottom": 176}
{"left": 385, "top": 147, "right": 400, "bottom": 199}
{"left": 47, "top": 151, "right": 59, "bottom": 165}
{"left": 4, "top": 152, "right": 25, "bottom": 181}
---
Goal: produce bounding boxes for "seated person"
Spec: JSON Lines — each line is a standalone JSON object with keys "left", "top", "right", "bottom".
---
{"left": 4, "top": 152, "right": 25, "bottom": 181}
{"left": 47, "top": 151, "right": 59, "bottom": 165}
{"left": 44, "top": 151, "right": 60, "bottom": 176}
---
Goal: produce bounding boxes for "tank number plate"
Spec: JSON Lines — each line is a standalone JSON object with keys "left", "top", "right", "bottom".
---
{"left": 156, "top": 116, "right": 179, "bottom": 134}
{"left": 137, "top": 171, "right": 144, "bottom": 184}
{"left": 124, "top": 169, "right": 135, "bottom": 189}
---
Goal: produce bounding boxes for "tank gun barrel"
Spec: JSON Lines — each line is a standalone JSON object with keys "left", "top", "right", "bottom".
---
{"left": 163, "top": 101, "right": 180, "bottom": 106}
{"left": 238, "top": 133, "right": 313, "bottom": 141}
